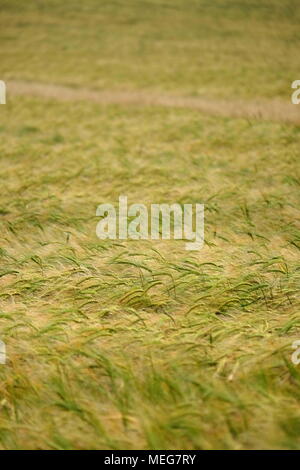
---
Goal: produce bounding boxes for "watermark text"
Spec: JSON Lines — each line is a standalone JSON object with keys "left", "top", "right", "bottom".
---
{"left": 96, "top": 196, "right": 204, "bottom": 251}
{"left": 0, "top": 81, "right": 6, "bottom": 104}
{"left": 291, "top": 80, "right": 300, "bottom": 104}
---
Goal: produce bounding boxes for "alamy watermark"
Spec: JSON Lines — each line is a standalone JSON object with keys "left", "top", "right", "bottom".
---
{"left": 0, "top": 81, "right": 6, "bottom": 104}
{"left": 291, "top": 340, "right": 300, "bottom": 365}
{"left": 0, "top": 340, "right": 6, "bottom": 365}
{"left": 291, "top": 80, "right": 300, "bottom": 104}
{"left": 96, "top": 196, "right": 204, "bottom": 251}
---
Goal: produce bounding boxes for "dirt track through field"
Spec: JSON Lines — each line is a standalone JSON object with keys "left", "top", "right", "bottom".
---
{"left": 9, "top": 80, "right": 300, "bottom": 125}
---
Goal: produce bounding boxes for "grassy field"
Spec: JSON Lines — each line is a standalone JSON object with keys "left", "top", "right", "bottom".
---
{"left": 0, "top": 0, "right": 300, "bottom": 450}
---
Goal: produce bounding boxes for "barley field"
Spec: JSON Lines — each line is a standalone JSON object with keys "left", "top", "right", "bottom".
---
{"left": 0, "top": 0, "right": 300, "bottom": 450}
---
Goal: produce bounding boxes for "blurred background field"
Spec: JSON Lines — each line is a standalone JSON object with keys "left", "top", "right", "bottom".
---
{"left": 1, "top": 0, "right": 300, "bottom": 98}
{"left": 0, "top": 0, "right": 300, "bottom": 450}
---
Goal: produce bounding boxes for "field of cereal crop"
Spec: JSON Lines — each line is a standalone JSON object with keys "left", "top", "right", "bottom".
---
{"left": 0, "top": 0, "right": 300, "bottom": 450}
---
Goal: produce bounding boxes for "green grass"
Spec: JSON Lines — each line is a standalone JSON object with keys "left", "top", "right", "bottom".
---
{"left": 0, "top": 0, "right": 300, "bottom": 450}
